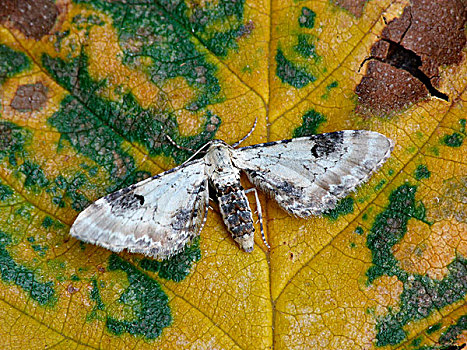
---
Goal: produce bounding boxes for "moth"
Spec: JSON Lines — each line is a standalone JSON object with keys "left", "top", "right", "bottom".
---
{"left": 70, "top": 130, "right": 394, "bottom": 259}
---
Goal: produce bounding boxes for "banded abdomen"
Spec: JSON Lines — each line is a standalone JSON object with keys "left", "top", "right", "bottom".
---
{"left": 217, "top": 183, "right": 255, "bottom": 252}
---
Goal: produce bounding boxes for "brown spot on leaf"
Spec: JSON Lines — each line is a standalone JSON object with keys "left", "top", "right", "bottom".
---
{"left": 0, "top": 0, "right": 58, "bottom": 40}
{"left": 237, "top": 20, "right": 255, "bottom": 39}
{"left": 0, "top": 122, "right": 16, "bottom": 151}
{"left": 67, "top": 283, "right": 80, "bottom": 294}
{"left": 112, "top": 150, "right": 129, "bottom": 179}
{"left": 428, "top": 176, "right": 467, "bottom": 223}
{"left": 332, "top": 0, "right": 368, "bottom": 17}
{"left": 206, "top": 115, "right": 220, "bottom": 132}
{"left": 10, "top": 83, "right": 48, "bottom": 112}
{"left": 356, "top": 61, "right": 429, "bottom": 116}
{"left": 356, "top": 0, "right": 466, "bottom": 117}
{"left": 382, "top": 0, "right": 466, "bottom": 78}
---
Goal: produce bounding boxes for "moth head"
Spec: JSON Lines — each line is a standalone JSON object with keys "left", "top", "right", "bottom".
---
{"left": 207, "top": 139, "right": 231, "bottom": 149}
{"left": 234, "top": 233, "right": 254, "bottom": 253}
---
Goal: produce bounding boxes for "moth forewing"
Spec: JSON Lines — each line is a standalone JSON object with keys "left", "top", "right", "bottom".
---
{"left": 69, "top": 159, "right": 209, "bottom": 259}
{"left": 232, "top": 130, "right": 394, "bottom": 217}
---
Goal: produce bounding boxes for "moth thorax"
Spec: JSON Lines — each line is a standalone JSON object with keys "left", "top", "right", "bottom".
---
{"left": 206, "top": 145, "right": 240, "bottom": 192}
{"left": 217, "top": 184, "right": 255, "bottom": 252}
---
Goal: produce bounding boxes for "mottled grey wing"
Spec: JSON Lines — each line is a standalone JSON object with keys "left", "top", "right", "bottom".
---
{"left": 70, "top": 160, "right": 208, "bottom": 259}
{"left": 232, "top": 130, "right": 394, "bottom": 217}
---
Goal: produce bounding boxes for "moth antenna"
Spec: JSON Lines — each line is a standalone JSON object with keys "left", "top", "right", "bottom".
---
{"left": 165, "top": 134, "right": 196, "bottom": 152}
{"left": 232, "top": 116, "right": 257, "bottom": 148}
{"left": 181, "top": 141, "right": 213, "bottom": 165}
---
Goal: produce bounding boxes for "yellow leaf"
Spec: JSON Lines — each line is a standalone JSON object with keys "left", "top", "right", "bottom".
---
{"left": 0, "top": 0, "right": 465, "bottom": 349}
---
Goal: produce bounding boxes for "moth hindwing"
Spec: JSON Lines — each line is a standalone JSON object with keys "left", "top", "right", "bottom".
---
{"left": 70, "top": 130, "right": 394, "bottom": 259}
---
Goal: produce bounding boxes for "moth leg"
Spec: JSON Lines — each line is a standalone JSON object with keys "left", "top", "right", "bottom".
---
{"left": 208, "top": 195, "right": 217, "bottom": 211}
{"left": 198, "top": 188, "right": 211, "bottom": 236}
{"left": 244, "top": 188, "right": 270, "bottom": 250}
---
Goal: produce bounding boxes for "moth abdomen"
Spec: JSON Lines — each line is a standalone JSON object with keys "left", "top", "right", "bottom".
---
{"left": 217, "top": 184, "right": 255, "bottom": 252}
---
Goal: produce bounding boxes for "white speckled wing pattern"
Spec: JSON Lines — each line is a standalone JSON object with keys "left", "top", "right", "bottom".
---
{"left": 232, "top": 130, "right": 394, "bottom": 217}
{"left": 69, "top": 159, "right": 208, "bottom": 259}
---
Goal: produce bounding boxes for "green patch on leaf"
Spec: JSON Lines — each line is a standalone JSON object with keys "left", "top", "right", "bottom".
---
{"left": 375, "top": 310, "right": 406, "bottom": 346}
{"left": 46, "top": 259, "right": 67, "bottom": 283}
{"left": 376, "top": 257, "right": 467, "bottom": 346}
{"left": 429, "top": 146, "right": 440, "bottom": 156}
{"left": 0, "top": 121, "right": 30, "bottom": 166}
{"left": 426, "top": 323, "right": 442, "bottom": 334}
{"left": 242, "top": 65, "right": 253, "bottom": 73}
{"left": 324, "top": 197, "right": 354, "bottom": 221}
{"left": 0, "top": 231, "right": 55, "bottom": 305}
{"left": 14, "top": 204, "right": 33, "bottom": 221}
{"left": 80, "top": 163, "right": 97, "bottom": 174}
{"left": 295, "top": 34, "right": 318, "bottom": 59}
{"left": 140, "top": 238, "right": 201, "bottom": 282}
{"left": 74, "top": 0, "right": 232, "bottom": 110}
{"left": 415, "top": 165, "right": 431, "bottom": 180}
{"left": 460, "top": 118, "right": 466, "bottom": 131}
{"left": 19, "top": 161, "right": 49, "bottom": 189}
{"left": 41, "top": 216, "right": 54, "bottom": 229}
{"left": 367, "top": 184, "right": 466, "bottom": 346}
{"left": 321, "top": 80, "right": 338, "bottom": 99}
{"left": 442, "top": 119, "right": 466, "bottom": 147}
{"left": 46, "top": 174, "right": 90, "bottom": 212}
{"left": 90, "top": 278, "right": 105, "bottom": 311}
{"left": 70, "top": 274, "right": 80, "bottom": 282}
{"left": 411, "top": 337, "right": 423, "bottom": 347}
{"left": 31, "top": 243, "right": 49, "bottom": 257}
{"left": 0, "top": 44, "right": 31, "bottom": 84}
{"left": 15, "top": 159, "right": 88, "bottom": 212}
{"left": 276, "top": 49, "right": 316, "bottom": 88}
{"left": 415, "top": 131, "right": 424, "bottom": 139}
{"left": 87, "top": 277, "right": 105, "bottom": 322}
{"left": 72, "top": 13, "right": 105, "bottom": 35}
{"left": 367, "top": 184, "right": 428, "bottom": 284}
{"left": 44, "top": 52, "right": 220, "bottom": 184}
{"left": 106, "top": 254, "right": 171, "bottom": 339}
{"left": 327, "top": 81, "right": 338, "bottom": 89}
{"left": 442, "top": 133, "right": 464, "bottom": 147}
{"left": 439, "top": 314, "right": 467, "bottom": 345}
{"left": 355, "top": 226, "right": 364, "bottom": 235}
{"left": 374, "top": 179, "right": 386, "bottom": 192}
{"left": 206, "top": 22, "right": 256, "bottom": 57}
{"left": 293, "top": 109, "right": 326, "bottom": 137}
{"left": 0, "top": 181, "right": 13, "bottom": 201}
{"left": 298, "top": 7, "right": 316, "bottom": 28}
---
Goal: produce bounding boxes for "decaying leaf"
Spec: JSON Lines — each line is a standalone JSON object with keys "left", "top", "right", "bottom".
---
{"left": 0, "top": 0, "right": 465, "bottom": 349}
